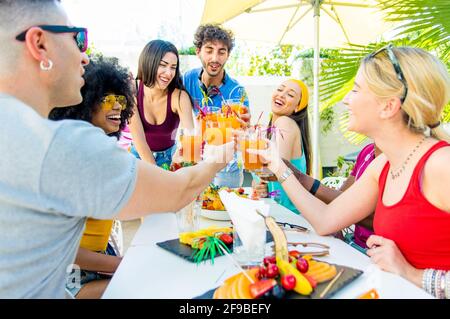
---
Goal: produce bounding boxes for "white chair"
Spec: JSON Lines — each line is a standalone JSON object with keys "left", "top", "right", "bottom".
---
{"left": 108, "top": 220, "right": 124, "bottom": 257}
{"left": 320, "top": 176, "right": 346, "bottom": 190}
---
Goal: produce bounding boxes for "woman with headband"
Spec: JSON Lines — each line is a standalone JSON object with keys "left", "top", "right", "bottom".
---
{"left": 252, "top": 79, "right": 311, "bottom": 214}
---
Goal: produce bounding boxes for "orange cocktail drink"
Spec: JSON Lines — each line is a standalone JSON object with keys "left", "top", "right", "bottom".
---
{"left": 222, "top": 101, "right": 247, "bottom": 129}
{"left": 204, "top": 121, "right": 232, "bottom": 146}
{"left": 240, "top": 139, "right": 267, "bottom": 171}
{"left": 239, "top": 127, "right": 267, "bottom": 171}
{"left": 222, "top": 103, "right": 248, "bottom": 115}
{"left": 217, "top": 113, "right": 234, "bottom": 129}
{"left": 198, "top": 112, "right": 218, "bottom": 139}
{"left": 180, "top": 129, "right": 202, "bottom": 163}
{"left": 223, "top": 99, "right": 249, "bottom": 128}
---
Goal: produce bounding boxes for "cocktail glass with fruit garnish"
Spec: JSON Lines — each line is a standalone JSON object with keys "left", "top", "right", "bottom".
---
{"left": 222, "top": 98, "right": 248, "bottom": 129}
{"left": 180, "top": 128, "right": 202, "bottom": 163}
{"left": 239, "top": 127, "right": 267, "bottom": 172}
{"left": 204, "top": 120, "right": 232, "bottom": 146}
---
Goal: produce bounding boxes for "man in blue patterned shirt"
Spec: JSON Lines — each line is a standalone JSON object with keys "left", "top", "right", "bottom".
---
{"left": 183, "top": 24, "right": 250, "bottom": 187}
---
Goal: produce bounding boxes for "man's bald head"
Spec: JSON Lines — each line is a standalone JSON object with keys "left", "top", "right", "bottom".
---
{"left": 0, "top": 0, "right": 65, "bottom": 74}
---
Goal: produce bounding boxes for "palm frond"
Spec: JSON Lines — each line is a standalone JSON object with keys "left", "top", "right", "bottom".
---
{"left": 378, "top": 0, "right": 450, "bottom": 49}
{"left": 317, "top": 1, "right": 450, "bottom": 145}
{"left": 338, "top": 112, "right": 368, "bottom": 146}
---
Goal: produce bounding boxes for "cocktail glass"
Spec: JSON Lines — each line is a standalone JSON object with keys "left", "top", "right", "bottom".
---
{"left": 204, "top": 120, "right": 232, "bottom": 146}
{"left": 180, "top": 128, "right": 202, "bottom": 163}
{"left": 239, "top": 127, "right": 267, "bottom": 172}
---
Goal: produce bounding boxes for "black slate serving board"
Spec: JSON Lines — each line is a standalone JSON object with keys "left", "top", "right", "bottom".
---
{"left": 194, "top": 263, "right": 363, "bottom": 299}
{"left": 156, "top": 231, "right": 274, "bottom": 263}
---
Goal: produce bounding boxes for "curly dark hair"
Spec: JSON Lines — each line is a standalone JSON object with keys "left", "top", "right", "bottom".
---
{"left": 48, "top": 56, "right": 134, "bottom": 139}
{"left": 193, "top": 24, "right": 235, "bottom": 52}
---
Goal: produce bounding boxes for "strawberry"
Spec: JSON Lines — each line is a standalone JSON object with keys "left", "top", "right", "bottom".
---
{"left": 249, "top": 279, "right": 277, "bottom": 299}
{"left": 219, "top": 233, "right": 233, "bottom": 245}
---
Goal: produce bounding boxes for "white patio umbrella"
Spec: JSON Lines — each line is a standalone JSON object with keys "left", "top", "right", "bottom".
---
{"left": 201, "top": 0, "right": 395, "bottom": 178}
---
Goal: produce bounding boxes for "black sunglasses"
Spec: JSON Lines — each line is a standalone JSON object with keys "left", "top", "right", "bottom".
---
{"left": 369, "top": 43, "right": 408, "bottom": 103}
{"left": 15, "top": 25, "right": 88, "bottom": 53}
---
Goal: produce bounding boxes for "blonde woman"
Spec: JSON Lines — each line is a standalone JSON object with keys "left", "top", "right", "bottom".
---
{"left": 251, "top": 45, "right": 450, "bottom": 298}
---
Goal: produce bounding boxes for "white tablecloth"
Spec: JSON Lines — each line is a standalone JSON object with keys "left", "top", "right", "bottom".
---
{"left": 103, "top": 198, "right": 432, "bottom": 299}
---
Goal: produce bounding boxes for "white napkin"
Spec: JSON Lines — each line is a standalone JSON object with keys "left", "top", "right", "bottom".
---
{"left": 218, "top": 190, "right": 269, "bottom": 251}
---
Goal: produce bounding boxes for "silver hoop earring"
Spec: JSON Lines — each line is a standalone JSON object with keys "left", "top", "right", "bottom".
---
{"left": 40, "top": 59, "right": 53, "bottom": 71}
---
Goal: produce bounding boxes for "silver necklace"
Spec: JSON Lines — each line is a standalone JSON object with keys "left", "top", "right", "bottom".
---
{"left": 390, "top": 135, "right": 426, "bottom": 180}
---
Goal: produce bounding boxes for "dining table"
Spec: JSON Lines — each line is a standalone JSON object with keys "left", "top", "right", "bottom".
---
{"left": 103, "top": 196, "right": 433, "bottom": 299}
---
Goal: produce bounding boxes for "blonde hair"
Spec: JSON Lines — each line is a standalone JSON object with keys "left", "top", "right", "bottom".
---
{"left": 361, "top": 46, "right": 450, "bottom": 142}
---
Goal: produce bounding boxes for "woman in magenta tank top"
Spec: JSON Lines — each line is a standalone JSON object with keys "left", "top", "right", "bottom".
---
{"left": 252, "top": 46, "right": 450, "bottom": 298}
{"left": 129, "top": 40, "right": 194, "bottom": 167}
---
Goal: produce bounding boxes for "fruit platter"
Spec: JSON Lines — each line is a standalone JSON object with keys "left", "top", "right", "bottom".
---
{"left": 200, "top": 185, "right": 258, "bottom": 221}
{"left": 156, "top": 226, "right": 234, "bottom": 263}
{"left": 179, "top": 226, "right": 234, "bottom": 249}
{"left": 157, "top": 226, "right": 274, "bottom": 263}
{"left": 209, "top": 253, "right": 362, "bottom": 299}
{"left": 197, "top": 215, "right": 362, "bottom": 299}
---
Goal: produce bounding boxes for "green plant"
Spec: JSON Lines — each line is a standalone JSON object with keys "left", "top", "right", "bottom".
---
{"left": 319, "top": 0, "right": 450, "bottom": 145}
{"left": 328, "top": 155, "right": 354, "bottom": 178}
{"left": 86, "top": 43, "right": 103, "bottom": 58}
{"left": 247, "top": 44, "right": 298, "bottom": 76}
{"left": 319, "top": 106, "right": 335, "bottom": 134}
{"left": 179, "top": 46, "right": 196, "bottom": 55}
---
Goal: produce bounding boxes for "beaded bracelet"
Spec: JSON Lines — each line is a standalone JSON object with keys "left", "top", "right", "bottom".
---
{"left": 439, "top": 271, "right": 446, "bottom": 299}
{"left": 426, "top": 269, "right": 435, "bottom": 295}
{"left": 422, "top": 269, "right": 450, "bottom": 299}
{"left": 421, "top": 269, "right": 428, "bottom": 292}
{"left": 445, "top": 271, "right": 450, "bottom": 299}
{"left": 430, "top": 270, "right": 437, "bottom": 297}
{"left": 435, "top": 270, "right": 444, "bottom": 299}
{"left": 423, "top": 269, "right": 432, "bottom": 294}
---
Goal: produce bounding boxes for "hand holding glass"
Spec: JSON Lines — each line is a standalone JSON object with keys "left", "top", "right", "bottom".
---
{"left": 239, "top": 128, "right": 268, "bottom": 172}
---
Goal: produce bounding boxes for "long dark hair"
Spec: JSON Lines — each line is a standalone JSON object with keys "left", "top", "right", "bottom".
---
{"left": 137, "top": 39, "right": 184, "bottom": 92}
{"left": 289, "top": 108, "right": 312, "bottom": 175}
{"left": 48, "top": 56, "right": 134, "bottom": 139}
{"left": 268, "top": 108, "right": 312, "bottom": 175}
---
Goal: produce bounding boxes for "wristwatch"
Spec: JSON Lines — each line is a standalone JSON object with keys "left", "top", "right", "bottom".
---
{"left": 278, "top": 167, "right": 293, "bottom": 184}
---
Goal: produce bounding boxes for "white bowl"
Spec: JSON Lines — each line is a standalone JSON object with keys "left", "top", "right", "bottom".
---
{"left": 200, "top": 209, "right": 231, "bottom": 221}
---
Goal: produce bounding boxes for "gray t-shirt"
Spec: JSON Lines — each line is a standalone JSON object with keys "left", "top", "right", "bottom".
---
{"left": 0, "top": 94, "right": 137, "bottom": 298}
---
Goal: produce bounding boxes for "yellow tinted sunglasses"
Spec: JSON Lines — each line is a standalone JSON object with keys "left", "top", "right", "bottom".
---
{"left": 101, "top": 94, "right": 127, "bottom": 111}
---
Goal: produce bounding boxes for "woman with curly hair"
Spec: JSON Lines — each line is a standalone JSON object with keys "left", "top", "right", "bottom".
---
{"left": 129, "top": 39, "right": 195, "bottom": 167}
{"left": 49, "top": 56, "right": 134, "bottom": 299}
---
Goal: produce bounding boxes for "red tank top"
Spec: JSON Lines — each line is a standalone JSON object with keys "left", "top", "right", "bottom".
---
{"left": 374, "top": 141, "right": 450, "bottom": 270}
{"left": 137, "top": 81, "right": 180, "bottom": 152}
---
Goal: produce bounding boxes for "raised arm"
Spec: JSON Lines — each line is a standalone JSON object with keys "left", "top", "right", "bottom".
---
{"left": 250, "top": 144, "right": 382, "bottom": 235}
{"left": 274, "top": 157, "right": 380, "bottom": 235}
{"left": 116, "top": 141, "right": 235, "bottom": 220}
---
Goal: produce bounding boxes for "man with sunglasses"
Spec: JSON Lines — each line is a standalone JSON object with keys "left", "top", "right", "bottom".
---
{"left": 0, "top": 0, "right": 234, "bottom": 298}
{"left": 183, "top": 24, "right": 251, "bottom": 188}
